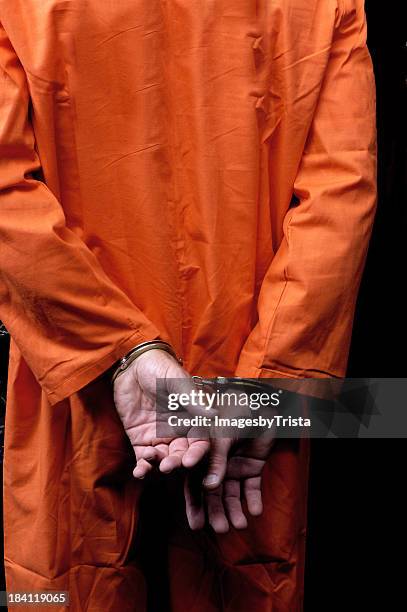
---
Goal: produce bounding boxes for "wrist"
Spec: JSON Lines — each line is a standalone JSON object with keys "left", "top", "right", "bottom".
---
{"left": 110, "top": 339, "right": 182, "bottom": 386}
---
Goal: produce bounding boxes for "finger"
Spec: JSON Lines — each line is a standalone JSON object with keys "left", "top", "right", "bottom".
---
{"left": 159, "top": 451, "right": 184, "bottom": 473}
{"left": 159, "top": 438, "right": 188, "bottom": 473}
{"left": 182, "top": 439, "right": 210, "bottom": 468}
{"left": 153, "top": 443, "right": 170, "bottom": 459}
{"left": 137, "top": 446, "right": 160, "bottom": 462}
{"left": 134, "top": 444, "right": 168, "bottom": 464}
{"left": 202, "top": 438, "right": 232, "bottom": 490}
{"left": 225, "top": 455, "right": 265, "bottom": 480}
{"left": 223, "top": 479, "right": 248, "bottom": 530}
{"left": 244, "top": 476, "right": 263, "bottom": 516}
{"left": 184, "top": 471, "right": 205, "bottom": 530}
{"left": 133, "top": 458, "right": 154, "bottom": 479}
{"left": 206, "top": 486, "right": 229, "bottom": 534}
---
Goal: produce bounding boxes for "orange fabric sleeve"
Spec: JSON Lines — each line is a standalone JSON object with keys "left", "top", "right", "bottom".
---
{"left": 235, "top": 0, "right": 377, "bottom": 380}
{"left": 0, "top": 21, "right": 161, "bottom": 405}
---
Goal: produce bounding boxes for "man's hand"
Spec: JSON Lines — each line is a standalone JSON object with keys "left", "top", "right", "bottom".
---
{"left": 114, "top": 360, "right": 275, "bottom": 533}
{"left": 113, "top": 349, "right": 209, "bottom": 478}
{"left": 184, "top": 433, "right": 275, "bottom": 533}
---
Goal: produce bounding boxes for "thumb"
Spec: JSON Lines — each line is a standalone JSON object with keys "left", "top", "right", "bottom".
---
{"left": 202, "top": 438, "right": 232, "bottom": 490}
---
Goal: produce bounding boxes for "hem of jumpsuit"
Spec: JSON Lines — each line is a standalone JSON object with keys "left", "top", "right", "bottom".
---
{"left": 43, "top": 321, "right": 161, "bottom": 406}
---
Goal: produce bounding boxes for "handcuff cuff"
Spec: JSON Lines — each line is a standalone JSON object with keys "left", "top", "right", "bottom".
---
{"left": 191, "top": 375, "right": 274, "bottom": 394}
{"left": 110, "top": 339, "right": 183, "bottom": 385}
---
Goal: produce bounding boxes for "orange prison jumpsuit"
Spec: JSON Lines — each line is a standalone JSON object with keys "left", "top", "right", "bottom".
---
{"left": 0, "top": 0, "right": 376, "bottom": 610}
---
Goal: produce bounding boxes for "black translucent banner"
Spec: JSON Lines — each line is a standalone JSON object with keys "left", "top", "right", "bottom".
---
{"left": 154, "top": 377, "right": 407, "bottom": 439}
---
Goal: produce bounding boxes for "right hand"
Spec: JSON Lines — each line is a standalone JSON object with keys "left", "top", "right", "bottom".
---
{"left": 113, "top": 348, "right": 210, "bottom": 479}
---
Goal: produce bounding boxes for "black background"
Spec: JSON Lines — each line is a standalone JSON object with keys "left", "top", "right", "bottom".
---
{"left": 1, "top": 0, "right": 406, "bottom": 607}
{"left": 305, "top": 1, "right": 406, "bottom": 609}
